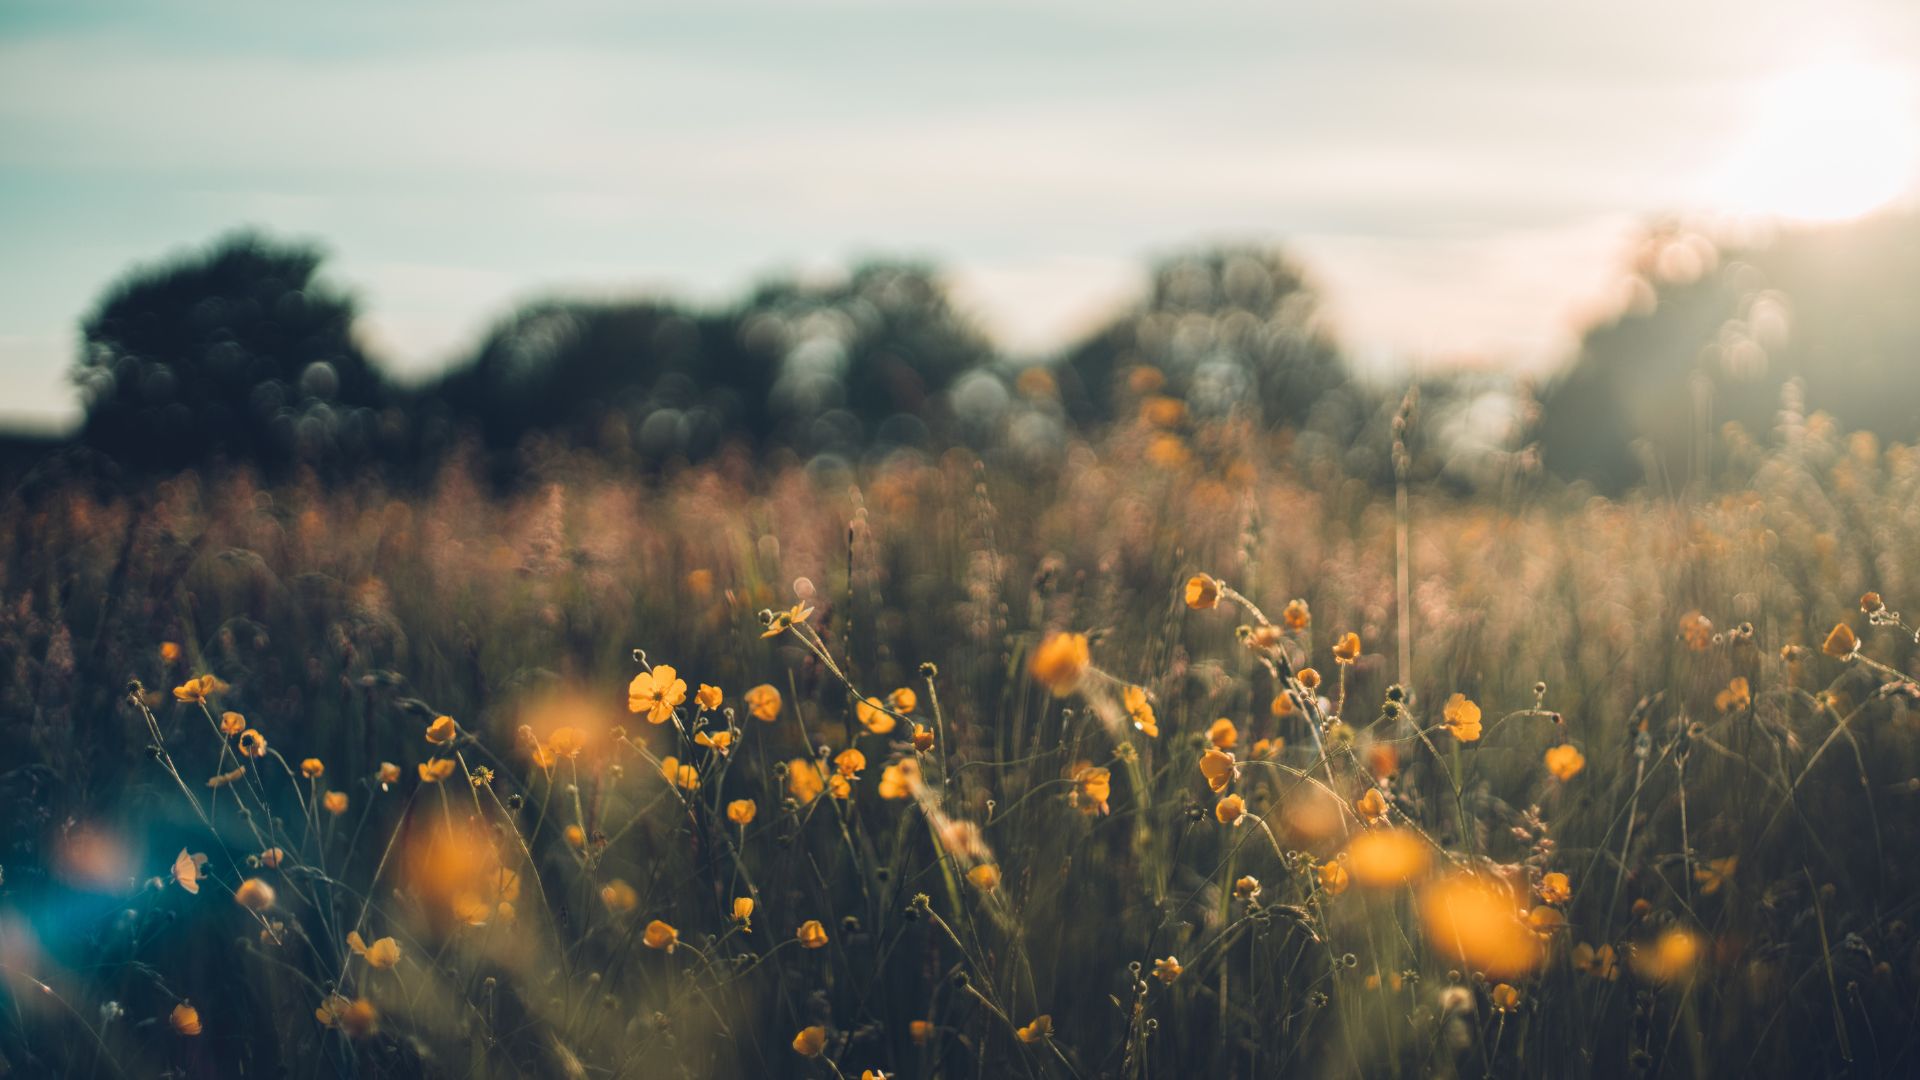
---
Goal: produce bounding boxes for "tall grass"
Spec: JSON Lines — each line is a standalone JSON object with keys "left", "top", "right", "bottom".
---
{"left": 3, "top": 398, "right": 1919, "bottom": 1077}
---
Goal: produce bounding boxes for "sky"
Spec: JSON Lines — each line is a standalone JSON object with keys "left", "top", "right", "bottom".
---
{"left": 3, "top": 0, "right": 1919, "bottom": 430}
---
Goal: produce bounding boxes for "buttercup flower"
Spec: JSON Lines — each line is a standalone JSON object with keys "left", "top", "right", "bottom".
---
{"left": 732, "top": 896, "right": 754, "bottom": 928}
{"left": 1215, "top": 793, "right": 1246, "bottom": 825}
{"left": 1823, "top": 622, "right": 1859, "bottom": 659}
{"left": 347, "top": 930, "right": 400, "bottom": 969}
{"left": 235, "top": 877, "right": 276, "bottom": 911}
{"left": 967, "top": 864, "right": 1001, "bottom": 891}
{"left": 879, "top": 758, "right": 923, "bottom": 800}
{"left": 1016, "top": 1015, "right": 1052, "bottom": 1043}
{"left": 1332, "top": 631, "right": 1362, "bottom": 664}
{"left": 797, "top": 919, "right": 830, "bottom": 949}
{"left": 727, "top": 799, "right": 757, "bottom": 825}
{"left": 1318, "top": 861, "right": 1350, "bottom": 896}
{"left": 855, "top": 695, "right": 897, "bottom": 734}
{"left": 238, "top": 729, "right": 269, "bottom": 758}
{"left": 1029, "top": 632, "right": 1091, "bottom": 696}
{"left": 1442, "top": 694, "right": 1482, "bottom": 742}
{"left": 643, "top": 919, "right": 679, "bottom": 952}
{"left": 300, "top": 758, "right": 325, "bottom": 779}
{"left": 695, "top": 684, "right": 723, "bottom": 712}
{"left": 1185, "top": 574, "right": 1221, "bottom": 610}
{"left": 1207, "top": 717, "right": 1238, "bottom": 750}
{"left": 763, "top": 602, "right": 815, "bottom": 638}
{"left": 1070, "top": 763, "right": 1111, "bottom": 815}
{"left": 1124, "top": 685, "right": 1158, "bottom": 737}
{"left": 1153, "top": 956, "right": 1183, "bottom": 983}
{"left": 1538, "top": 872, "right": 1572, "bottom": 905}
{"left": 1346, "top": 828, "right": 1431, "bottom": 887}
{"left": 628, "top": 665, "right": 689, "bottom": 723}
{"left": 788, "top": 758, "right": 826, "bottom": 803}
{"left": 170, "top": 1002, "right": 201, "bottom": 1036}
{"left": 418, "top": 758, "right": 456, "bottom": 783}
{"left": 600, "top": 879, "right": 638, "bottom": 914}
{"left": 1715, "top": 677, "right": 1751, "bottom": 713}
{"left": 1282, "top": 599, "right": 1311, "bottom": 630}
{"left": 220, "top": 711, "right": 245, "bottom": 736}
{"left": 745, "top": 684, "right": 783, "bottom": 722}
{"left": 888, "top": 687, "right": 918, "bottom": 713}
{"left": 792, "top": 1025, "right": 828, "bottom": 1057}
{"left": 1199, "top": 748, "right": 1237, "bottom": 793}
{"left": 171, "top": 849, "right": 208, "bottom": 894}
{"left": 1355, "top": 787, "right": 1388, "bottom": 821}
{"left": 1544, "top": 744, "right": 1585, "bottom": 781}
{"left": 323, "top": 791, "right": 348, "bottom": 816}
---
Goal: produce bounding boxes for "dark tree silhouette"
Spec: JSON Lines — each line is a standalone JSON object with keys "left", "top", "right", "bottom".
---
{"left": 72, "top": 232, "right": 392, "bottom": 473}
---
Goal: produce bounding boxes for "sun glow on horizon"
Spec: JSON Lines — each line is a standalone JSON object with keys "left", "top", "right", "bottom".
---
{"left": 1711, "top": 60, "right": 1920, "bottom": 223}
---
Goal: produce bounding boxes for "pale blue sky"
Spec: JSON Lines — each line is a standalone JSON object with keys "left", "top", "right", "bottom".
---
{"left": 4, "top": 0, "right": 1917, "bottom": 429}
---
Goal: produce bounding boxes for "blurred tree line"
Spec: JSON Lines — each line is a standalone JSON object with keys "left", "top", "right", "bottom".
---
{"left": 43, "top": 215, "right": 1920, "bottom": 492}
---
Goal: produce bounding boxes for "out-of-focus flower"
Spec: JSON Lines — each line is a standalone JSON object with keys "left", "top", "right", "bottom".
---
{"left": 1679, "top": 611, "right": 1713, "bottom": 651}
{"left": 1355, "top": 788, "right": 1388, "bottom": 821}
{"left": 1270, "top": 691, "right": 1297, "bottom": 717}
{"left": 418, "top": 759, "right": 456, "bottom": 783}
{"left": 1632, "top": 927, "right": 1702, "bottom": 983}
{"left": 1544, "top": 744, "right": 1585, "bottom": 781}
{"left": 1215, "top": 793, "right": 1246, "bottom": 825}
{"left": 659, "top": 756, "right": 700, "bottom": 791}
{"left": 1029, "top": 632, "right": 1091, "bottom": 696}
{"left": 727, "top": 799, "right": 757, "bottom": 825}
{"left": 1283, "top": 600, "right": 1311, "bottom": 630}
{"left": 315, "top": 994, "right": 378, "bottom": 1037}
{"left": 207, "top": 766, "right": 247, "bottom": 788}
{"left": 1346, "top": 828, "right": 1431, "bottom": 887}
{"left": 220, "top": 711, "right": 245, "bottom": 737}
{"left": 1234, "top": 875, "right": 1261, "bottom": 901}
{"left": 300, "top": 758, "right": 325, "bottom": 779}
{"left": 968, "top": 864, "right": 1001, "bottom": 891}
{"left": 1442, "top": 694, "right": 1482, "bottom": 742}
{"left": 238, "top": 729, "right": 269, "bottom": 758}
{"left": 643, "top": 919, "right": 678, "bottom": 952}
{"left": 1715, "top": 677, "right": 1751, "bottom": 713}
{"left": 172, "top": 849, "right": 208, "bottom": 894}
{"left": 1694, "top": 856, "right": 1737, "bottom": 896}
{"left": 788, "top": 758, "right": 825, "bottom": 803}
{"left": 797, "top": 919, "right": 829, "bottom": 949}
{"left": 828, "top": 774, "right": 852, "bottom": 800}
{"left": 695, "top": 684, "right": 723, "bottom": 712}
{"left": 1332, "top": 632, "right": 1362, "bottom": 664}
{"left": 1573, "top": 942, "right": 1619, "bottom": 979}
{"left": 600, "top": 879, "right": 638, "bottom": 914}
{"left": 1153, "top": 956, "right": 1182, "bottom": 983}
{"left": 173, "top": 675, "right": 227, "bottom": 704}
{"left": 347, "top": 930, "right": 400, "bottom": 969}
{"left": 170, "top": 1002, "right": 201, "bottom": 1036}
{"left": 377, "top": 762, "right": 401, "bottom": 785}
{"left": 1491, "top": 983, "right": 1521, "bottom": 1012}
{"left": 1418, "top": 873, "right": 1543, "bottom": 978}
{"left": 745, "top": 684, "right": 782, "bottom": 723}
{"left": 1823, "top": 622, "right": 1859, "bottom": 659}
{"left": 1070, "top": 762, "right": 1110, "bottom": 815}
{"left": 323, "top": 791, "right": 348, "bottom": 816}
{"left": 910, "top": 1020, "right": 933, "bottom": 1044}
{"left": 1016, "top": 1015, "right": 1052, "bottom": 1043}
{"left": 425, "top": 715, "right": 457, "bottom": 745}
{"left": 834, "top": 748, "right": 867, "bottom": 777}
{"left": 628, "top": 665, "right": 688, "bottom": 723}
{"left": 235, "top": 878, "right": 276, "bottom": 911}
{"left": 912, "top": 723, "right": 935, "bottom": 752}
{"left": 1207, "top": 718, "right": 1237, "bottom": 750}
{"left": 879, "top": 757, "right": 923, "bottom": 800}
{"left": 792, "top": 1025, "right": 828, "bottom": 1057}
{"left": 1124, "top": 685, "right": 1158, "bottom": 737}
{"left": 856, "top": 696, "right": 897, "bottom": 734}
{"left": 888, "top": 687, "right": 917, "bottom": 713}
{"left": 1538, "top": 872, "right": 1571, "bottom": 905}
{"left": 1367, "top": 742, "right": 1399, "bottom": 780}
{"left": 565, "top": 824, "right": 587, "bottom": 848}
{"left": 694, "top": 729, "right": 735, "bottom": 755}
{"left": 1185, "top": 575, "right": 1221, "bottom": 610}
{"left": 159, "top": 641, "right": 183, "bottom": 665}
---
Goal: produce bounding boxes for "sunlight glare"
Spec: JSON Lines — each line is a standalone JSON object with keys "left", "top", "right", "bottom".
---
{"left": 1713, "top": 61, "right": 1919, "bottom": 222}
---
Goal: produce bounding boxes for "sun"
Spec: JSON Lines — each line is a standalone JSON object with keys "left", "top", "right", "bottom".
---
{"left": 1711, "top": 61, "right": 1920, "bottom": 222}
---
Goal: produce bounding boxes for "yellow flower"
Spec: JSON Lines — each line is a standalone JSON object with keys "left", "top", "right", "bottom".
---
{"left": 1345, "top": 828, "right": 1432, "bottom": 888}
{"left": 888, "top": 687, "right": 918, "bottom": 713}
{"left": 727, "top": 799, "right": 757, "bottom": 825}
{"left": 909, "top": 1020, "right": 933, "bottom": 1044}
{"left": 315, "top": 994, "right": 378, "bottom": 1037}
{"left": 878, "top": 757, "right": 922, "bottom": 800}
{"left": 173, "top": 674, "right": 226, "bottom": 704}
{"left": 1491, "top": 983, "right": 1521, "bottom": 1012}
{"left": 1016, "top": 1015, "right": 1052, "bottom": 1043}
{"left": 219, "top": 711, "right": 245, "bottom": 736}
{"left": 1573, "top": 942, "right": 1619, "bottom": 979}
{"left": 159, "top": 641, "right": 183, "bottom": 665}
{"left": 171, "top": 848, "right": 207, "bottom": 894}
{"left": 643, "top": 919, "right": 679, "bottom": 952}
{"left": 967, "top": 864, "right": 1001, "bottom": 891}
{"left": 1215, "top": 793, "right": 1246, "bottom": 825}
{"left": 238, "top": 729, "right": 268, "bottom": 758}
{"left": 763, "top": 602, "right": 816, "bottom": 638}
{"left": 1234, "top": 875, "right": 1262, "bottom": 900}
{"left": 693, "top": 728, "right": 735, "bottom": 755}
{"left": 1198, "top": 748, "right": 1237, "bottom": 793}
{"left": 1538, "top": 872, "right": 1572, "bottom": 905}
{"left": 834, "top": 748, "right": 867, "bottom": 777}
{"left": 1185, "top": 574, "right": 1221, "bottom": 610}
{"left": 797, "top": 919, "right": 829, "bottom": 949}
{"left": 628, "top": 664, "right": 689, "bottom": 724}
{"left": 912, "top": 723, "right": 935, "bottom": 752}
{"left": 695, "top": 684, "right": 723, "bottom": 712}
{"left": 782, "top": 757, "right": 825, "bottom": 803}
{"left": 1714, "top": 677, "right": 1751, "bottom": 713}
{"left": 323, "top": 791, "right": 348, "bottom": 816}
{"left": 1124, "top": 685, "right": 1158, "bottom": 737}
{"left": 1823, "top": 622, "right": 1859, "bottom": 659}
{"left": 1318, "top": 861, "right": 1350, "bottom": 896}
{"left": 259, "top": 847, "right": 284, "bottom": 868}
{"left": 732, "top": 896, "right": 755, "bottom": 929}
{"left": 422, "top": 715, "right": 456, "bottom": 745}
{"left": 565, "top": 824, "right": 587, "bottom": 848}
{"left": 547, "top": 726, "right": 586, "bottom": 758}
{"left": 1331, "top": 631, "right": 1362, "bottom": 664}
{"left": 1297, "top": 667, "right": 1322, "bottom": 691}
{"left": 745, "top": 684, "right": 783, "bottom": 722}
{"left": 235, "top": 877, "right": 276, "bottom": 911}
{"left": 418, "top": 758, "right": 456, "bottom": 783}
{"left": 1544, "top": 744, "right": 1585, "bottom": 781}
{"left": 792, "top": 1024, "right": 828, "bottom": 1057}
{"left": 829, "top": 774, "right": 852, "bottom": 800}
{"left": 170, "top": 1001, "right": 201, "bottom": 1036}
{"left": 1355, "top": 788, "right": 1388, "bottom": 821}
{"left": 1153, "top": 956, "right": 1182, "bottom": 983}
{"left": 1070, "top": 762, "right": 1110, "bottom": 816}
{"left": 660, "top": 756, "right": 700, "bottom": 791}
{"left": 1029, "top": 632, "right": 1091, "bottom": 696}
{"left": 1282, "top": 599, "right": 1311, "bottom": 630}
{"left": 376, "top": 761, "right": 401, "bottom": 785}
{"left": 1679, "top": 610, "right": 1713, "bottom": 651}
{"left": 1417, "top": 873, "right": 1544, "bottom": 979}
{"left": 1632, "top": 927, "right": 1702, "bottom": 983}
{"left": 347, "top": 930, "right": 401, "bottom": 969}
{"left": 1196, "top": 720, "right": 1235, "bottom": 755}
{"left": 1442, "top": 694, "right": 1482, "bottom": 742}
{"left": 1694, "top": 856, "right": 1737, "bottom": 895}
{"left": 1270, "top": 691, "right": 1297, "bottom": 717}
{"left": 600, "top": 879, "right": 638, "bottom": 914}
{"left": 300, "top": 758, "right": 325, "bottom": 779}
{"left": 1252, "top": 736, "right": 1284, "bottom": 758}
{"left": 855, "top": 695, "right": 897, "bottom": 734}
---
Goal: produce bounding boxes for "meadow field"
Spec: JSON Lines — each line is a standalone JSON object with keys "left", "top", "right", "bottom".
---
{"left": 4, "top": 389, "right": 1919, "bottom": 1078}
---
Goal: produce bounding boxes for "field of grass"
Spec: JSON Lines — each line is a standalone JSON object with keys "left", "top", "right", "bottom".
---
{"left": 4, "top": 395, "right": 1920, "bottom": 1078}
